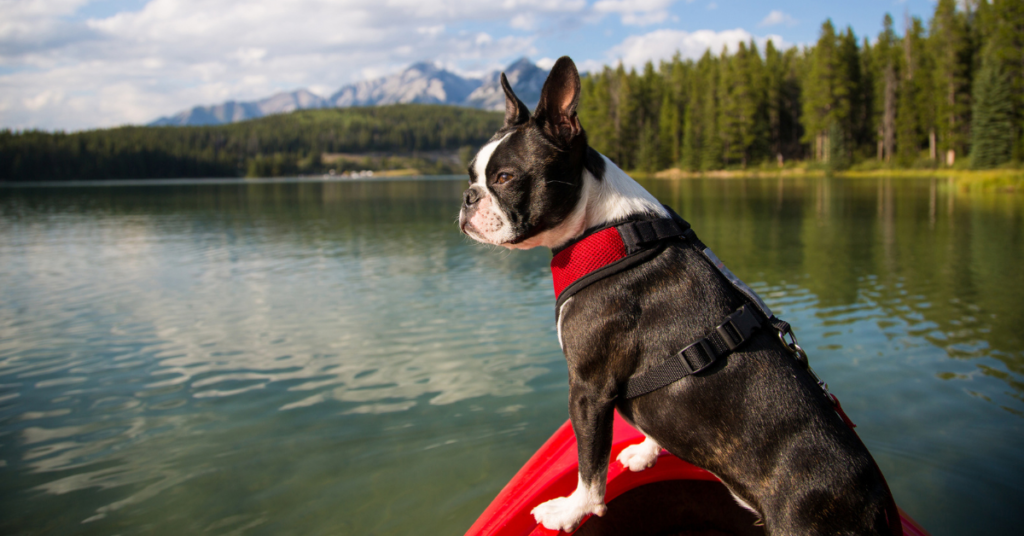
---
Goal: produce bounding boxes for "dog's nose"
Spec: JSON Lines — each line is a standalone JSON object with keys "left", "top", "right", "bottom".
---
{"left": 463, "top": 187, "right": 481, "bottom": 207}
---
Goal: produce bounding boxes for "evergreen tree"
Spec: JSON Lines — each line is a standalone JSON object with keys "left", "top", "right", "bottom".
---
{"left": 987, "top": 0, "right": 1024, "bottom": 160}
{"left": 658, "top": 89, "right": 680, "bottom": 169}
{"left": 700, "top": 52, "right": 723, "bottom": 170}
{"left": 635, "top": 62, "right": 663, "bottom": 172}
{"left": 896, "top": 16, "right": 932, "bottom": 165}
{"left": 718, "top": 45, "right": 744, "bottom": 166}
{"left": 930, "top": 0, "right": 973, "bottom": 165}
{"left": 609, "top": 64, "right": 638, "bottom": 168}
{"left": 836, "top": 27, "right": 866, "bottom": 165}
{"left": 579, "top": 70, "right": 615, "bottom": 157}
{"left": 802, "top": 20, "right": 840, "bottom": 162}
{"left": 874, "top": 14, "right": 900, "bottom": 163}
{"left": 765, "top": 43, "right": 805, "bottom": 162}
{"left": 682, "top": 102, "right": 699, "bottom": 171}
{"left": 970, "top": 52, "right": 1015, "bottom": 167}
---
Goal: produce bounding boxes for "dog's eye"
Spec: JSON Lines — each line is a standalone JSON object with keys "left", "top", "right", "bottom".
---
{"left": 495, "top": 172, "right": 513, "bottom": 185}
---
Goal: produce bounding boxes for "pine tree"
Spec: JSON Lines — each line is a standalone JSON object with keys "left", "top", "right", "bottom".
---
{"left": 802, "top": 20, "right": 840, "bottom": 163}
{"left": 764, "top": 43, "right": 804, "bottom": 162}
{"left": 658, "top": 89, "right": 680, "bottom": 169}
{"left": 836, "top": 27, "right": 865, "bottom": 166}
{"left": 606, "top": 64, "right": 638, "bottom": 168}
{"left": 718, "top": 45, "right": 744, "bottom": 166}
{"left": 874, "top": 14, "right": 899, "bottom": 163}
{"left": 579, "top": 74, "right": 610, "bottom": 156}
{"left": 765, "top": 40, "right": 785, "bottom": 161}
{"left": 988, "top": 0, "right": 1024, "bottom": 161}
{"left": 970, "top": 52, "right": 1015, "bottom": 167}
{"left": 634, "top": 62, "right": 663, "bottom": 172}
{"left": 663, "top": 55, "right": 690, "bottom": 168}
{"left": 896, "top": 15, "right": 931, "bottom": 165}
{"left": 697, "top": 51, "right": 722, "bottom": 170}
{"left": 930, "top": 0, "right": 973, "bottom": 166}
{"left": 682, "top": 102, "right": 699, "bottom": 171}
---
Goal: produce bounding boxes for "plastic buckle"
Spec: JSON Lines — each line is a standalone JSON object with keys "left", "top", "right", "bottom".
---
{"left": 679, "top": 339, "right": 714, "bottom": 374}
{"left": 716, "top": 322, "right": 741, "bottom": 350}
{"left": 717, "top": 306, "right": 758, "bottom": 350}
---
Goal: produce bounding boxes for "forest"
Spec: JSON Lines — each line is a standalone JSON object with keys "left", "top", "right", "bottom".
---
{"left": 1, "top": 0, "right": 1020, "bottom": 181}
{"left": 0, "top": 105, "right": 503, "bottom": 181}
{"left": 580, "top": 0, "right": 1023, "bottom": 173}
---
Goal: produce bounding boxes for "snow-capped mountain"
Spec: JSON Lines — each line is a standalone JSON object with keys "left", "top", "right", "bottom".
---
{"left": 463, "top": 57, "right": 548, "bottom": 112}
{"left": 149, "top": 58, "right": 547, "bottom": 127}
{"left": 150, "top": 89, "right": 330, "bottom": 126}
{"left": 328, "top": 62, "right": 483, "bottom": 107}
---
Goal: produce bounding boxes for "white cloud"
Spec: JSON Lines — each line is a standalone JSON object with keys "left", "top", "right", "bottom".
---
{"left": 510, "top": 13, "right": 537, "bottom": 31}
{"left": 758, "top": 10, "right": 797, "bottom": 28}
{"left": 535, "top": 57, "right": 557, "bottom": 70}
{"left": 604, "top": 28, "right": 788, "bottom": 70}
{"left": 0, "top": 0, "right": 587, "bottom": 130}
{"left": 593, "top": 0, "right": 678, "bottom": 26}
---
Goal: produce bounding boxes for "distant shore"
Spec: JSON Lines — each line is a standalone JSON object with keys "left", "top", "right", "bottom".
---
{"left": 634, "top": 166, "right": 1024, "bottom": 192}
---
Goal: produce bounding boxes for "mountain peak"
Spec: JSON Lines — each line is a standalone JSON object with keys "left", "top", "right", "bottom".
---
{"left": 150, "top": 58, "right": 548, "bottom": 126}
{"left": 506, "top": 57, "right": 534, "bottom": 70}
{"left": 463, "top": 57, "right": 548, "bottom": 112}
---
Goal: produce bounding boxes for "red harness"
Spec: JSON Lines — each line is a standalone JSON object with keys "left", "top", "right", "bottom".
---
{"left": 550, "top": 227, "right": 626, "bottom": 298}
{"left": 550, "top": 217, "right": 691, "bottom": 307}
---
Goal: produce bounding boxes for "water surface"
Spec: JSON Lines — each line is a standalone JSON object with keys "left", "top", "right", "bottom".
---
{"left": 0, "top": 177, "right": 1021, "bottom": 535}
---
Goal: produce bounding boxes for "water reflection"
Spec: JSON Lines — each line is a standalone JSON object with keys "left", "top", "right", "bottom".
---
{"left": 643, "top": 177, "right": 1024, "bottom": 406}
{"left": 0, "top": 177, "right": 1021, "bottom": 535}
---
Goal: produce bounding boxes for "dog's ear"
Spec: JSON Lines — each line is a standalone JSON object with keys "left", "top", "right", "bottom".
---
{"left": 501, "top": 73, "right": 530, "bottom": 128}
{"left": 534, "top": 56, "right": 582, "bottom": 144}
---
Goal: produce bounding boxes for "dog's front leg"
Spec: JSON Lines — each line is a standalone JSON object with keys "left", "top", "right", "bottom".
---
{"left": 531, "top": 381, "right": 614, "bottom": 532}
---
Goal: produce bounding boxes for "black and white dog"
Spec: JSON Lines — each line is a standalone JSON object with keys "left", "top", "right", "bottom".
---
{"left": 459, "top": 57, "right": 898, "bottom": 535}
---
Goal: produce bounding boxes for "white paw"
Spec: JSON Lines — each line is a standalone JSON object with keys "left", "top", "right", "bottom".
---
{"left": 616, "top": 437, "right": 661, "bottom": 472}
{"left": 531, "top": 494, "right": 606, "bottom": 532}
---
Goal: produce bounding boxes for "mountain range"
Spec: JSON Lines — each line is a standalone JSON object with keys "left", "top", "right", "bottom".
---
{"left": 150, "top": 57, "right": 547, "bottom": 127}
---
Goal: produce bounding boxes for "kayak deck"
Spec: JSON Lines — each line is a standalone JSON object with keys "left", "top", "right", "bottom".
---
{"left": 466, "top": 411, "right": 929, "bottom": 536}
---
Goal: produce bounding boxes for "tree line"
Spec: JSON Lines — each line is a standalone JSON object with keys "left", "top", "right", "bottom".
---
{"left": 578, "top": 0, "right": 1023, "bottom": 172}
{"left": 0, "top": 105, "right": 503, "bottom": 181}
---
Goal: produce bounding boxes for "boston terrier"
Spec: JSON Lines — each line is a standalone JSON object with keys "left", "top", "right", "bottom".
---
{"left": 459, "top": 56, "right": 899, "bottom": 535}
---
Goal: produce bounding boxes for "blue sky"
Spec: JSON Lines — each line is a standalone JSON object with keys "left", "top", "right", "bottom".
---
{"left": 0, "top": 0, "right": 939, "bottom": 131}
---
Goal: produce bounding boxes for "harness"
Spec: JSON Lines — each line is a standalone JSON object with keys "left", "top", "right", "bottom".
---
{"left": 549, "top": 207, "right": 903, "bottom": 536}
{"left": 551, "top": 206, "right": 819, "bottom": 401}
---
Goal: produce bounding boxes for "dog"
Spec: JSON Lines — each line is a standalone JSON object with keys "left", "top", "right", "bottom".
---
{"left": 459, "top": 56, "right": 899, "bottom": 535}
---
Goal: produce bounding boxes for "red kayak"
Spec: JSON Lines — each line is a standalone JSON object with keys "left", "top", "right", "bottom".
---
{"left": 466, "top": 411, "right": 929, "bottom": 536}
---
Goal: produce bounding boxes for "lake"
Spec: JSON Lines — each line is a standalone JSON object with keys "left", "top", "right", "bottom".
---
{"left": 1, "top": 176, "right": 1021, "bottom": 535}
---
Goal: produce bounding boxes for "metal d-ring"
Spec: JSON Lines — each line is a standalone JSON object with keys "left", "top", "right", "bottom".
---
{"left": 777, "top": 328, "right": 828, "bottom": 395}
{"left": 776, "top": 328, "right": 809, "bottom": 368}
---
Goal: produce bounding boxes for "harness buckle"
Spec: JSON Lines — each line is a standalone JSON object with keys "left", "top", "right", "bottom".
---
{"left": 717, "top": 306, "right": 759, "bottom": 350}
{"left": 678, "top": 339, "right": 715, "bottom": 374}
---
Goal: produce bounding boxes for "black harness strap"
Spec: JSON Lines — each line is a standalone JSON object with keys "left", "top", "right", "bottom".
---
{"left": 618, "top": 217, "right": 691, "bottom": 254}
{"left": 624, "top": 304, "right": 764, "bottom": 399}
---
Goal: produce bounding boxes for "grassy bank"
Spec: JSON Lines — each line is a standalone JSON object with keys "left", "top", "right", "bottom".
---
{"left": 637, "top": 164, "right": 1024, "bottom": 193}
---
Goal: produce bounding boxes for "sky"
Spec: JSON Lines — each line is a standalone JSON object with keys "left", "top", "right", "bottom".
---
{"left": 0, "top": 0, "right": 940, "bottom": 132}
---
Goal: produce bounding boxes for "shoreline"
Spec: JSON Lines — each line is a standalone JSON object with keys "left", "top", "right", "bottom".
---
{"left": 636, "top": 166, "right": 1024, "bottom": 192}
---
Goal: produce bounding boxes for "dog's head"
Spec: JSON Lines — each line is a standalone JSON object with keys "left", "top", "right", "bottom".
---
{"left": 458, "top": 56, "right": 597, "bottom": 250}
